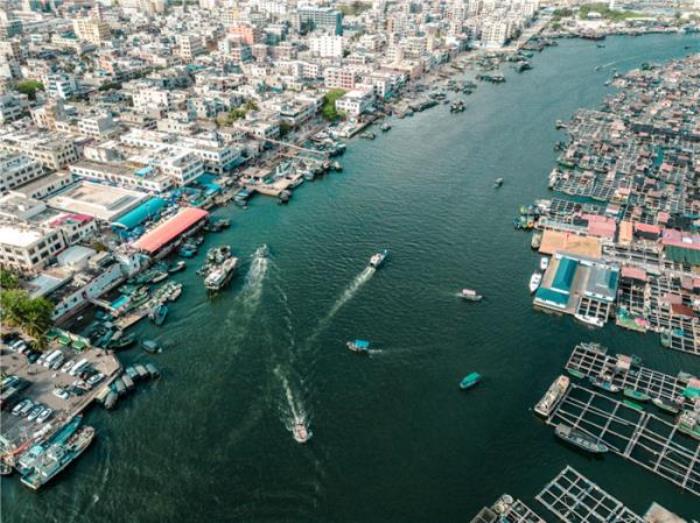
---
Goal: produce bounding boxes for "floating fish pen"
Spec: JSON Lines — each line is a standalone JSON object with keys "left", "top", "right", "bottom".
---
{"left": 544, "top": 383, "right": 700, "bottom": 495}
{"left": 536, "top": 466, "right": 644, "bottom": 522}
{"left": 565, "top": 343, "right": 697, "bottom": 409}
{"left": 469, "top": 494, "right": 544, "bottom": 523}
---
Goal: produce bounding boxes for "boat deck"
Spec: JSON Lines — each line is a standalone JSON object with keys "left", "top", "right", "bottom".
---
{"left": 535, "top": 466, "right": 644, "bottom": 523}
{"left": 565, "top": 343, "right": 696, "bottom": 408}
{"left": 545, "top": 384, "right": 700, "bottom": 496}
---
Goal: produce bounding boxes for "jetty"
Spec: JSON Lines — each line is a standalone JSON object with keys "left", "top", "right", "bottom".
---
{"left": 542, "top": 383, "right": 700, "bottom": 496}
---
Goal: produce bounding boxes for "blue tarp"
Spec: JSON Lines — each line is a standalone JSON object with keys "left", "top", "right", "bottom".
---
{"left": 113, "top": 198, "right": 167, "bottom": 230}
{"left": 534, "top": 288, "right": 569, "bottom": 307}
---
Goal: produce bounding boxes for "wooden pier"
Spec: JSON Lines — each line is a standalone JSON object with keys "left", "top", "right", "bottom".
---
{"left": 545, "top": 384, "right": 700, "bottom": 496}
{"left": 565, "top": 343, "right": 697, "bottom": 408}
{"left": 536, "top": 466, "right": 644, "bottom": 523}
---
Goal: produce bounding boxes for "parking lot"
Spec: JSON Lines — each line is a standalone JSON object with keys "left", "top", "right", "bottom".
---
{"left": 1, "top": 338, "right": 120, "bottom": 451}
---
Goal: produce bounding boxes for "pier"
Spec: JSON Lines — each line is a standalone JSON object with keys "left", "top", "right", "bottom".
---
{"left": 536, "top": 466, "right": 644, "bottom": 522}
{"left": 565, "top": 343, "right": 698, "bottom": 408}
{"left": 545, "top": 384, "right": 700, "bottom": 496}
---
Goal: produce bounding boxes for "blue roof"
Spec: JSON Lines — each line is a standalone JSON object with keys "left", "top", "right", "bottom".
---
{"left": 552, "top": 257, "right": 578, "bottom": 294}
{"left": 113, "top": 198, "right": 167, "bottom": 230}
{"left": 352, "top": 340, "right": 370, "bottom": 348}
{"left": 534, "top": 288, "right": 569, "bottom": 307}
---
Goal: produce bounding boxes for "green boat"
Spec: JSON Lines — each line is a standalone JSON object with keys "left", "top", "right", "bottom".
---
{"left": 459, "top": 372, "right": 481, "bottom": 390}
{"left": 623, "top": 388, "right": 650, "bottom": 402}
{"left": 107, "top": 332, "right": 136, "bottom": 350}
{"left": 623, "top": 399, "right": 644, "bottom": 412}
{"left": 566, "top": 368, "right": 585, "bottom": 380}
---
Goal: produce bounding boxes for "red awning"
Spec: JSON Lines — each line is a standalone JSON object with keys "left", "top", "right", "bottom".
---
{"left": 133, "top": 207, "right": 208, "bottom": 254}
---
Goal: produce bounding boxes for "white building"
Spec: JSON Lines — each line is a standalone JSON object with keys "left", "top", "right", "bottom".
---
{"left": 0, "top": 153, "right": 44, "bottom": 193}
{"left": 309, "top": 35, "right": 344, "bottom": 58}
{"left": 43, "top": 73, "right": 79, "bottom": 100}
{"left": 335, "top": 89, "right": 375, "bottom": 117}
{"left": 0, "top": 220, "right": 66, "bottom": 274}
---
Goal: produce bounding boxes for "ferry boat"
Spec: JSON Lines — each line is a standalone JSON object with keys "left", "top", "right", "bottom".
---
{"left": 554, "top": 424, "right": 608, "bottom": 454}
{"left": 205, "top": 257, "right": 239, "bottom": 291}
{"left": 534, "top": 375, "right": 570, "bottom": 417}
{"left": 292, "top": 420, "right": 311, "bottom": 444}
{"left": 21, "top": 426, "right": 95, "bottom": 490}
{"left": 623, "top": 388, "right": 650, "bottom": 402}
{"left": 149, "top": 303, "right": 168, "bottom": 326}
{"left": 346, "top": 339, "right": 370, "bottom": 354}
{"left": 369, "top": 250, "right": 388, "bottom": 269}
{"left": 459, "top": 372, "right": 481, "bottom": 390}
{"left": 528, "top": 272, "right": 542, "bottom": 294}
{"left": 652, "top": 396, "right": 681, "bottom": 414}
{"left": 539, "top": 256, "right": 549, "bottom": 271}
{"left": 460, "top": 288, "right": 483, "bottom": 302}
{"left": 588, "top": 376, "right": 620, "bottom": 393}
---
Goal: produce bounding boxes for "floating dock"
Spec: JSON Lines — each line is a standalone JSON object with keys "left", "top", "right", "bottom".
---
{"left": 565, "top": 342, "right": 697, "bottom": 408}
{"left": 536, "top": 466, "right": 644, "bottom": 522}
{"left": 470, "top": 494, "right": 545, "bottom": 523}
{"left": 544, "top": 383, "right": 699, "bottom": 496}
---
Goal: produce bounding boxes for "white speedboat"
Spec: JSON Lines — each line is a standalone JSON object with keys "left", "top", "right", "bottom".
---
{"left": 292, "top": 420, "right": 311, "bottom": 444}
{"left": 369, "top": 249, "right": 388, "bottom": 269}
{"left": 529, "top": 272, "right": 542, "bottom": 294}
{"left": 460, "top": 289, "right": 483, "bottom": 302}
{"left": 540, "top": 256, "right": 549, "bottom": 271}
{"left": 574, "top": 314, "right": 605, "bottom": 328}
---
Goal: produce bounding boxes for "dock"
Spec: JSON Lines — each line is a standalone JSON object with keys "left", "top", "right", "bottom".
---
{"left": 536, "top": 466, "right": 644, "bottom": 522}
{"left": 470, "top": 494, "right": 544, "bottom": 523}
{"left": 544, "top": 383, "right": 700, "bottom": 496}
{"left": 565, "top": 342, "right": 698, "bottom": 408}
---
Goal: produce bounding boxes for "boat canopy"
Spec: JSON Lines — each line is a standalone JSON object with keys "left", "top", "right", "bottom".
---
{"left": 352, "top": 340, "right": 370, "bottom": 349}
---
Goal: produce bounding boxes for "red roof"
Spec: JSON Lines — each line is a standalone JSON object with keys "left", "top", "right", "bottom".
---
{"left": 133, "top": 207, "right": 208, "bottom": 254}
{"left": 670, "top": 303, "right": 694, "bottom": 318}
{"left": 621, "top": 266, "right": 646, "bottom": 281}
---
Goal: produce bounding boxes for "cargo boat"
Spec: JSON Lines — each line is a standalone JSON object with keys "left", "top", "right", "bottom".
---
{"left": 534, "top": 375, "right": 570, "bottom": 417}
{"left": 21, "top": 426, "right": 95, "bottom": 490}
{"left": 554, "top": 424, "right": 608, "bottom": 454}
{"left": 459, "top": 372, "right": 481, "bottom": 390}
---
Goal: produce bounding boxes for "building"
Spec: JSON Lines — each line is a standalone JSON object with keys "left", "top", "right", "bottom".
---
{"left": 178, "top": 35, "right": 205, "bottom": 61}
{"left": 131, "top": 207, "right": 209, "bottom": 257}
{"left": 0, "top": 221, "right": 66, "bottom": 274}
{"left": 324, "top": 67, "right": 357, "bottom": 90}
{"left": 73, "top": 16, "right": 111, "bottom": 46}
{"left": 0, "top": 153, "right": 44, "bottom": 193}
{"left": 46, "top": 180, "right": 149, "bottom": 222}
{"left": 43, "top": 73, "right": 79, "bottom": 100}
{"left": 335, "top": 89, "right": 374, "bottom": 117}
{"left": 0, "top": 93, "right": 28, "bottom": 124}
{"left": 0, "top": 131, "right": 79, "bottom": 170}
{"left": 309, "top": 35, "right": 344, "bottom": 58}
{"left": 296, "top": 6, "right": 343, "bottom": 35}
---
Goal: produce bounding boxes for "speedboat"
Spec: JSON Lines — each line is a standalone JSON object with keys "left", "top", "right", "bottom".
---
{"left": 529, "top": 272, "right": 542, "bottom": 294}
{"left": 493, "top": 177, "right": 504, "bottom": 188}
{"left": 539, "top": 256, "right": 549, "bottom": 271}
{"left": 459, "top": 372, "right": 481, "bottom": 390}
{"left": 346, "top": 339, "right": 370, "bottom": 354}
{"left": 292, "top": 421, "right": 311, "bottom": 444}
{"left": 460, "top": 289, "right": 483, "bottom": 302}
{"left": 574, "top": 314, "right": 605, "bottom": 328}
{"left": 369, "top": 250, "right": 388, "bottom": 269}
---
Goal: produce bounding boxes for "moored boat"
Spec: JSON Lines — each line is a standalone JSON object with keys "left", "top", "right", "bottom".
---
{"left": 539, "top": 256, "right": 549, "bottom": 271}
{"left": 528, "top": 272, "right": 542, "bottom": 294}
{"left": 149, "top": 303, "right": 168, "bottom": 326}
{"left": 534, "top": 375, "right": 570, "bottom": 417}
{"left": 346, "top": 339, "right": 370, "bottom": 354}
{"left": 623, "top": 399, "right": 644, "bottom": 412}
{"left": 623, "top": 388, "right": 650, "bottom": 402}
{"left": 588, "top": 376, "right": 620, "bottom": 393}
{"left": 554, "top": 424, "right": 608, "bottom": 454}
{"left": 652, "top": 396, "right": 681, "bottom": 414}
{"left": 459, "top": 372, "right": 481, "bottom": 390}
{"left": 566, "top": 368, "right": 586, "bottom": 379}
{"left": 168, "top": 260, "right": 186, "bottom": 273}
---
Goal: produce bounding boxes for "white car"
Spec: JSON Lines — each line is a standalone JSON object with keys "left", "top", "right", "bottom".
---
{"left": 36, "top": 407, "right": 53, "bottom": 423}
{"left": 27, "top": 404, "right": 43, "bottom": 422}
{"left": 61, "top": 361, "right": 73, "bottom": 373}
{"left": 86, "top": 373, "right": 105, "bottom": 387}
{"left": 12, "top": 398, "right": 31, "bottom": 416}
{"left": 52, "top": 388, "right": 69, "bottom": 400}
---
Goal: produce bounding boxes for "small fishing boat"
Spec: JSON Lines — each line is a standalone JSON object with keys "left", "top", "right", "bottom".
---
{"left": 624, "top": 399, "right": 645, "bottom": 412}
{"left": 531, "top": 232, "right": 542, "bottom": 250}
{"left": 346, "top": 339, "right": 370, "bottom": 354}
{"left": 149, "top": 303, "right": 168, "bottom": 326}
{"left": 459, "top": 372, "right": 481, "bottom": 390}
{"left": 652, "top": 396, "right": 681, "bottom": 414}
{"left": 588, "top": 376, "right": 620, "bottom": 393}
{"left": 528, "top": 272, "right": 542, "bottom": 294}
{"left": 493, "top": 177, "right": 504, "bottom": 188}
{"left": 107, "top": 332, "right": 136, "bottom": 350}
{"left": 623, "top": 388, "right": 650, "bottom": 402}
{"left": 566, "top": 368, "right": 586, "bottom": 380}
{"left": 554, "top": 424, "right": 608, "bottom": 454}
{"left": 359, "top": 131, "right": 376, "bottom": 140}
{"left": 381, "top": 122, "right": 391, "bottom": 132}
{"left": 460, "top": 288, "right": 483, "bottom": 302}
{"left": 151, "top": 271, "right": 168, "bottom": 284}
{"left": 539, "top": 256, "right": 549, "bottom": 271}
{"left": 292, "top": 420, "right": 311, "bottom": 444}
{"left": 574, "top": 314, "right": 605, "bottom": 328}
{"left": 142, "top": 339, "right": 162, "bottom": 354}
{"left": 168, "top": 260, "right": 186, "bottom": 273}
{"left": 369, "top": 249, "right": 388, "bottom": 269}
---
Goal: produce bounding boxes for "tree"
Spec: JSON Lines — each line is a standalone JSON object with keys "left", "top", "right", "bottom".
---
{"left": 15, "top": 79, "right": 44, "bottom": 101}
{"left": 322, "top": 89, "right": 347, "bottom": 121}
{"left": 1, "top": 289, "right": 54, "bottom": 348}
{"left": 0, "top": 268, "right": 19, "bottom": 290}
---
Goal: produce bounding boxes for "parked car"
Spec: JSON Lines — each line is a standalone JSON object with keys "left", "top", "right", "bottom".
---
{"left": 26, "top": 351, "right": 41, "bottom": 364}
{"left": 61, "top": 361, "right": 73, "bottom": 373}
{"left": 52, "top": 388, "right": 69, "bottom": 400}
{"left": 19, "top": 400, "right": 35, "bottom": 416}
{"left": 11, "top": 398, "right": 31, "bottom": 416}
{"left": 87, "top": 373, "right": 105, "bottom": 387}
{"left": 27, "top": 404, "right": 43, "bottom": 421}
{"left": 36, "top": 407, "right": 53, "bottom": 423}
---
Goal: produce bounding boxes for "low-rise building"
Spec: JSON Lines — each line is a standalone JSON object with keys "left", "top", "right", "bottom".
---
{"left": 0, "top": 153, "right": 44, "bottom": 193}
{"left": 0, "top": 220, "right": 66, "bottom": 274}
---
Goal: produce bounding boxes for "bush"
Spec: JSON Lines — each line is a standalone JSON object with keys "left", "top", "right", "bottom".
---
{"left": 15, "top": 79, "right": 44, "bottom": 101}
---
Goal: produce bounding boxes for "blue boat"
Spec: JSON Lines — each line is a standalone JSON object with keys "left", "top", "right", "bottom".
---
{"left": 346, "top": 339, "right": 370, "bottom": 354}
{"left": 149, "top": 303, "right": 168, "bottom": 326}
{"left": 459, "top": 372, "right": 481, "bottom": 390}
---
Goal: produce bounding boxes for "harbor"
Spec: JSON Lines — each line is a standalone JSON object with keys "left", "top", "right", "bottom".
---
{"left": 2, "top": 33, "right": 699, "bottom": 521}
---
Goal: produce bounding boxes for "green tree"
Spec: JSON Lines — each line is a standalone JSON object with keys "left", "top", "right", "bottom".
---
{"left": 0, "top": 268, "right": 19, "bottom": 290}
{"left": 15, "top": 79, "right": 44, "bottom": 101}
{"left": 0, "top": 289, "right": 54, "bottom": 348}
{"left": 322, "top": 89, "right": 347, "bottom": 121}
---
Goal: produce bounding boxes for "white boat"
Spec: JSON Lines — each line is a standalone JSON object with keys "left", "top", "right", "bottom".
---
{"left": 292, "top": 421, "right": 311, "bottom": 444}
{"left": 534, "top": 375, "right": 570, "bottom": 417}
{"left": 460, "top": 288, "right": 483, "bottom": 302}
{"left": 574, "top": 314, "right": 605, "bottom": 328}
{"left": 204, "top": 257, "right": 238, "bottom": 291}
{"left": 529, "top": 272, "right": 542, "bottom": 294}
{"left": 369, "top": 249, "right": 388, "bottom": 269}
{"left": 539, "top": 256, "right": 549, "bottom": 271}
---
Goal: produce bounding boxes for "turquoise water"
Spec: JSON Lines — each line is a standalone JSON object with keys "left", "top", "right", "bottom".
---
{"left": 3, "top": 34, "right": 700, "bottom": 522}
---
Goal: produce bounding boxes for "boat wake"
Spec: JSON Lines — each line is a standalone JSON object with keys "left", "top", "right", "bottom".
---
{"left": 241, "top": 245, "right": 269, "bottom": 306}
{"left": 307, "top": 266, "right": 375, "bottom": 343}
{"left": 275, "top": 366, "right": 310, "bottom": 434}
